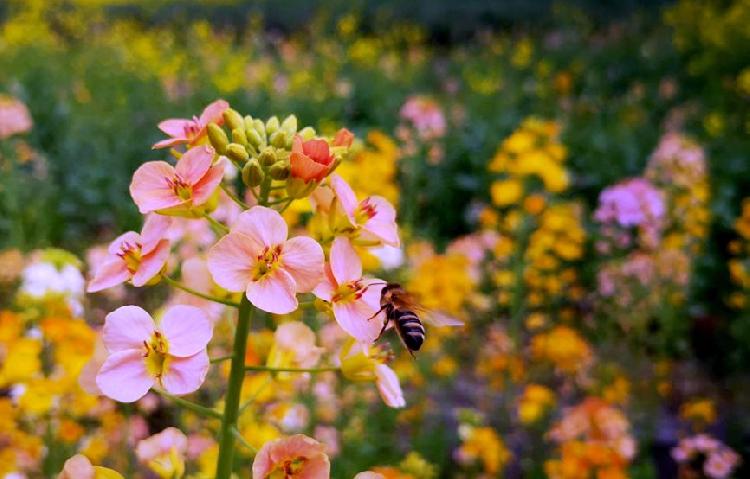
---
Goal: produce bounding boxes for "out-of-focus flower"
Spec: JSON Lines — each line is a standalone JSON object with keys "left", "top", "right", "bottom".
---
{"left": 87, "top": 214, "right": 171, "bottom": 292}
{"left": 252, "top": 434, "right": 330, "bottom": 479}
{"left": 0, "top": 95, "right": 32, "bottom": 139}
{"left": 130, "top": 145, "right": 225, "bottom": 215}
{"left": 455, "top": 425, "right": 510, "bottom": 475}
{"left": 517, "top": 384, "right": 555, "bottom": 424}
{"left": 208, "top": 206, "right": 324, "bottom": 314}
{"left": 330, "top": 174, "right": 400, "bottom": 247}
{"left": 152, "top": 99, "right": 228, "bottom": 149}
{"left": 20, "top": 249, "right": 85, "bottom": 315}
{"left": 375, "top": 363, "right": 406, "bottom": 408}
{"left": 399, "top": 96, "right": 446, "bottom": 140}
{"left": 339, "top": 340, "right": 406, "bottom": 408}
{"left": 96, "top": 305, "right": 212, "bottom": 402}
{"left": 672, "top": 434, "right": 740, "bottom": 479}
{"left": 594, "top": 178, "right": 665, "bottom": 250}
{"left": 57, "top": 454, "right": 123, "bottom": 479}
{"left": 290, "top": 135, "right": 335, "bottom": 183}
{"left": 136, "top": 427, "right": 187, "bottom": 479}
{"left": 314, "top": 236, "right": 386, "bottom": 344}
{"left": 267, "top": 321, "right": 323, "bottom": 369}
{"left": 530, "top": 325, "right": 592, "bottom": 375}
{"left": 680, "top": 398, "right": 717, "bottom": 429}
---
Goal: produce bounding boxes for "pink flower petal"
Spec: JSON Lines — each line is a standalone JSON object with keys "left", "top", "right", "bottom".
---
{"left": 246, "top": 268, "right": 298, "bottom": 314}
{"left": 160, "top": 305, "right": 212, "bottom": 357}
{"left": 207, "top": 232, "right": 259, "bottom": 292}
{"left": 252, "top": 435, "right": 330, "bottom": 479}
{"left": 191, "top": 163, "right": 225, "bottom": 206}
{"left": 132, "top": 239, "right": 170, "bottom": 287}
{"left": 198, "top": 99, "right": 229, "bottom": 126}
{"left": 329, "top": 236, "right": 362, "bottom": 285}
{"left": 363, "top": 196, "right": 400, "bottom": 247}
{"left": 375, "top": 364, "right": 406, "bottom": 408}
{"left": 282, "top": 236, "right": 324, "bottom": 292}
{"left": 59, "top": 454, "right": 96, "bottom": 479}
{"left": 157, "top": 119, "right": 192, "bottom": 138}
{"left": 233, "top": 206, "right": 288, "bottom": 248}
{"left": 175, "top": 145, "right": 214, "bottom": 186}
{"left": 140, "top": 214, "right": 172, "bottom": 255}
{"left": 312, "top": 265, "right": 336, "bottom": 302}
{"left": 87, "top": 258, "right": 130, "bottom": 293}
{"left": 329, "top": 174, "right": 358, "bottom": 220}
{"left": 161, "top": 351, "right": 209, "bottom": 396}
{"left": 107, "top": 231, "right": 141, "bottom": 255}
{"left": 153, "top": 137, "right": 187, "bottom": 150}
{"left": 96, "top": 349, "right": 154, "bottom": 402}
{"left": 332, "top": 299, "right": 383, "bottom": 344}
{"left": 102, "top": 305, "right": 155, "bottom": 352}
{"left": 130, "top": 161, "right": 184, "bottom": 214}
{"left": 290, "top": 151, "right": 331, "bottom": 182}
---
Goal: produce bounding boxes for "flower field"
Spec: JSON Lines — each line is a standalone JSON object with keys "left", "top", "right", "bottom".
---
{"left": 1, "top": 0, "right": 749, "bottom": 478}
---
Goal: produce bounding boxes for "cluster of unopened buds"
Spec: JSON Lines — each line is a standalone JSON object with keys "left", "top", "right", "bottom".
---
{"left": 78, "top": 100, "right": 410, "bottom": 478}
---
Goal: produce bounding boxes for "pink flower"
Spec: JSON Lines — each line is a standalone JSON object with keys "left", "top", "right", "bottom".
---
{"left": 0, "top": 95, "right": 32, "bottom": 139}
{"left": 152, "top": 99, "right": 229, "bottom": 149}
{"left": 271, "top": 321, "right": 324, "bottom": 368}
{"left": 354, "top": 473, "right": 385, "bottom": 479}
{"left": 96, "top": 305, "right": 212, "bottom": 402}
{"left": 399, "top": 95, "right": 446, "bottom": 140}
{"left": 207, "top": 206, "right": 324, "bottom": 314}
{"left": 313, "top": 237, "right": 385, "bottom": 344}
{"left": 375, "top": 363, "right": 406, "bottom": 408}
{"left": 330, "top": 174, "right": 400, "bottom": 247}
{"left": 87, "top": 214, "right": 171, "bottom": 292}
{"left": 130, "top": 145, "right": 225, "bottom": 215}
{"left": 252, "top": 434, "right": 330, "bottom": 479}
{"left": 290, "top": 135, "right": 335, "bottom": 183}
{"left": 333, "top": 128, "right": 355, "bottom": 147}
{"left": 57, "top": 454, "right": 123, "bottom": 479}
{"left": 170, "top": 257, "right": 225, "bottom": 322}
{"left": 136, "top": 427, "right": 188, "bottom": 477}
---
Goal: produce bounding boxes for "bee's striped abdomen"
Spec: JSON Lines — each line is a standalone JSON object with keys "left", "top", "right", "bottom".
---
{"left": 394, "top": 309, "right": 425, "bottom": 352}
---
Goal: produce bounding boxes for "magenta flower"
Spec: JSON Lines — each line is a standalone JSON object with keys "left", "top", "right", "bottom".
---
{"left": 130, "top": 145, "right": 225, "bottom": 215}
{"left": 329, "top": 173, "right": 400, "bottom": 247}
{"left": 152, "top": 99, "right": 229, "bottom": 149}
{"left": 207, "top": 206, "right": 324, "bottom": 314}
{"left": 313, "top": 236, "right": 385, "bottom": 344}
{"left": 96, "top": 305, "right": 213, "bottom": 402}
{"left": 87, "top": 214, "right": 171, "bottom": 293}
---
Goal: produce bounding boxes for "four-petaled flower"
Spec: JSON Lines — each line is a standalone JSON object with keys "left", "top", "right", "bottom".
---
{"left": 252, "top": 434, "right": 330, "bottom": 479}
{"left": 96, "top": 305, "right": 213, "bottom": 402}
{"left": 87, "top": 214, "right": 171, "bottom": 293}
{"left": 207, "top": 206, "right": 324, "bottom": 314}
{"left": 330, "top": 173, "right": 400, "bottom": 247}
{"left": 152, "top": 99, "right": 229, "bottom": 149}
{"left": 290, "top": 135, "right": 336, "bottom": 183}
{"left": 130, "top": 145, "right": 225, "bottom": 215}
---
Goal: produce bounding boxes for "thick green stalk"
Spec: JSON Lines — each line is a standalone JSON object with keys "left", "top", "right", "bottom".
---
{"left": 215, "top": 296, "right": 254, "bottom": 478}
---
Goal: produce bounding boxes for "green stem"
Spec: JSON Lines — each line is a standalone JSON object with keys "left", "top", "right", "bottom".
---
{"left": 155, "top": 389, "right": 222, "bottom": 419}
{"left": 232, "top": 426, "right": 257, "bottom": 452}
{"left": 202, "top": 213, "right": 230, "bottom": 235}
{"left": 244, "top": 365, "right": 340, "bottom": 373}
{"left": 220, "top": 183, "right": 249, "bottom": 209}
{"left": 277, "top": 198, "right": 295, "bottom": 213}
{"left": 258, "top": 174, "right": 272, "bottom": 206}
{"left": 215, "top": 296, "right": 254, "bottom": 478}
{"left": 163, "top": 276, "right": 240, "bottom": 308}
{"left": 210, "top": 354, "right": 235, "bottom": 364}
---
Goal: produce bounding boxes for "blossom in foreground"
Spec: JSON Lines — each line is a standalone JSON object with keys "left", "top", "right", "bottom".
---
{"left": 96, "top": 305, "right": 212, "bottom": 402}
{"left": 136, "top": 427, "right": 188, "bottom": 479}
{"left": 57, "top": 454, "right": 123, "bottom": 479}
{"left": 252, "top": 434, "right": 330, "bottom": 479}
{"left": 339, "top": 340, "right": 406, "bottom": 408}
{"left": 207, "top": 206, "right": 324, "bottom": 314}
{"left": 152, "top": 99, "right": 229, "bottom": 149}
{"left": 87, "top": 214, "right": 171, "bottom": 292}
{"left": 130, "top": 145, "right": 225, "bottom": 215}
{"left": 313, "top": 236, "right": 386, "bottom": 344}
{"left": 374, "top": 363, "right": 406, "bottom": 408}
{"left": 330, "top": 174, "right": 400, "bottom": 247}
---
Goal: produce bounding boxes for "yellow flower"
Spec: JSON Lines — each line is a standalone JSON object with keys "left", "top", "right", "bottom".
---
{"left": 491, "top": 178, "right": 524, "bottom": 206}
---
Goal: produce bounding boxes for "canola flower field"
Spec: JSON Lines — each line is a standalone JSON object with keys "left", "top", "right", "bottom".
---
{"left": 0, "top": 0, "right": 749, "bottom": 478}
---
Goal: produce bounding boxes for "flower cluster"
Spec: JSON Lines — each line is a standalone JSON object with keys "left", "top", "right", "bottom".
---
{"left": 671, "top": 434, "right": 741, "bottom": 479}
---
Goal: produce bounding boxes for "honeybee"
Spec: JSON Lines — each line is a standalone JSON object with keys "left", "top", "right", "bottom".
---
{"left": 369, "top": 283, "right": 463, "bottom": 357}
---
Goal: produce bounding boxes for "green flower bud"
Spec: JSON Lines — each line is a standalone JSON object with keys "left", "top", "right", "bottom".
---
{"left": 232, "top": 127, "right": 247, "bottom": 146}
{"left": 266, "top": 116, "right": 280, "bottom": 135}
{"left": 298, "top": 126, "right": 316, "bottom": 141}
{"left": 226, "top": 143, "right": 249, "bottom": 164}
{"left": 242, "top": 159, "right": 264, "bottom": 187}
{"left": 223, "top": 108, "right": 244, "bottom": 131}
{"left": 259, "top": 147, "right": 277, "bottom": 166}
{"left": 252, "top": 118, "right": 266, "bottom": 138}
{"left": 207, "top": 123, "right": 228, "bottom": 155}
{"left": 269, "top": 161, "right": 290, "bottom": 180}
{"left": 269, "top": 130, "right": 287, "bottom": 148}
{"left": 281, "top": 114, "right": 298, "bottom": 135}
{"left": 246, "top": 127, "right": 264, "bottom": 149}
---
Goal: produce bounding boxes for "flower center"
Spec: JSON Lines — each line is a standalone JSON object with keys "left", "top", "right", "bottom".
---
{"left": 167, "top": 175, "right": 193, "bottom": 201}
{"left": 184, "top": 116, "right": 202, "bottom": 142}
{"left": 143, "top": 331, "right": 170, "bottom": 379}
{"left": 268, "top": 457, "right": 307, "bottom": 478}
{"left": 332, "top": 280, "right": 365, "bottom": 304}
{"left": 252, "top": 245, "right": 283, "bottom": 281}
{"left": 354, "top": 200, "right": 377, "bottom": 225}
{"left": 117, "top": 241, "right": 142, "bottom": 273}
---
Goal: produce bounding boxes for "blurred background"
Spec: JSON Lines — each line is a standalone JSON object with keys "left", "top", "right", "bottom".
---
{"left": 1, "top": 0, "right": 749, "bottom": 477}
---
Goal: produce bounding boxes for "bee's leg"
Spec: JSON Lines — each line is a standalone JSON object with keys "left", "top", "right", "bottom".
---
{"left": 408, "top": 349, "right": 416, "bottom": 359}
{"left": 366, "top": 306, "right": 386, "bottom": 321}
{"left": 375, "top": 317, "right": 390, "bottom": 342}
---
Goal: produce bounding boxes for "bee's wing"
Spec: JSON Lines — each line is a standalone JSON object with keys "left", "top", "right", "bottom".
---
{"left": 423, "top": 311, "right": 464, "bottom": 328}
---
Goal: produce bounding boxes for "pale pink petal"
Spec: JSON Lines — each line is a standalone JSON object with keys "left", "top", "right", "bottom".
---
{"left": 312, "top": 266, "right": 336, "bottom": 302}
{"left": 102, "top": 305, "right": 155, "bottom": 352}
{"left": 282, "top": 236, "right": 324, "bottom": 292}
{"left": 246, "top": 268, "right": 298, "bottom": 314}
{"left": 329, "top": 174, "right": 358, "bottom": 220}
{"left": 58, "top": 454, "right": 96, "bottom": 479}
{"left": 175, "top": 145, "right": 214, "bottom": 185}
{"left": 360, "top": 279, "right": 386, "bottom": 311}
{"left": 191, "top": 163, "right": 225, "bottom": 206}
{"left": 363, "top": 196, "right": 400, "bottom": 247}
{"left": 157, "top": 119, "right": 192, "bottom": 138}
{"left": 141, "top": 214, "right": 172, "bottom": 255}
{"left": 136, "top": 427, "right": 188, "bottom": 462}
{"left": 375, "top": 364, "right": 406, "bottom": 408}
{"left": 153, "top": 137, "right": 187, "bottom": 149}
{"left": 207, "top": 232, "right": 259, "bottom": 292}
{"left": 198, "top": 99, "right": 229, "bottom": 126}
{"left": 96, "top": 349, "right": 154, "bottom": 402}
{"left": 160, "top": 305, "right": 212, "bottom": 357}
{"left": 252, "top": 435, "right": 329, "bottom": 479}
{"left": 232, "top": 206, "right": 288, "bottom": 248}
{"left": 329, "top": 236, "right": 362, "bottom": 285}
{"left": 160, "top": 351, "right": 209, "bottom": 395}
{"left": 332, "top": 299, "right": 383, "bottom": 344}
{"left": 132, "top": 239, "right": 170, "bottom": 287}
{"left": 130, "top": 161, "right": 185, "bottom": 214}
{"left": 107, "top": 231, "right": 141, "bottom": 255}
{"left": 354, "top": 473, "right": 385, "bottom": 479}
{"left": 87, "top": 258, "right": 130, "bottom": 293}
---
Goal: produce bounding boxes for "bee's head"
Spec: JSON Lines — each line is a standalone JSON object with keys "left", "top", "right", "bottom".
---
{"left": 381, "top": 283, "right": 401, "bottom": 303}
